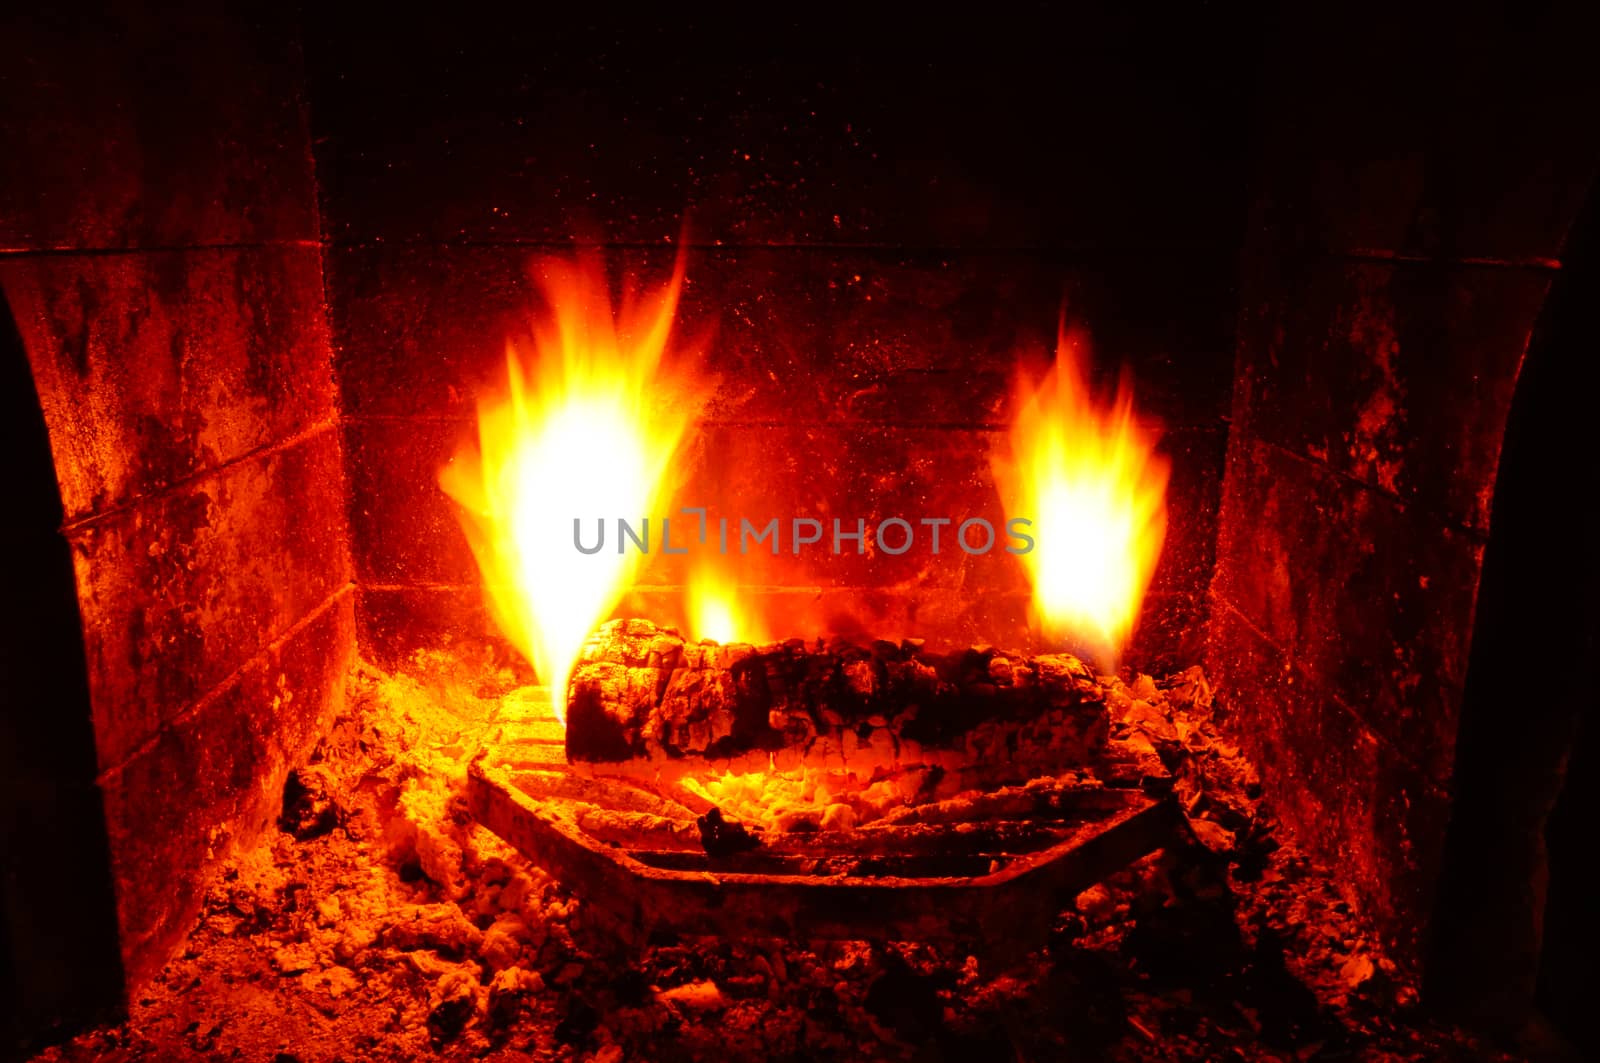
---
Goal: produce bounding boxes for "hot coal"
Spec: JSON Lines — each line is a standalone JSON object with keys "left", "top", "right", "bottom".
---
{"left": 278, "top": 766, "right": 340, "bottom": 841}
{"left": 696, "top": 807, "right": 762, "bottom": 858}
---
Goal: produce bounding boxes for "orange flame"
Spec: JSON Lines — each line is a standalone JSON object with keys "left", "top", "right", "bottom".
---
{"left": 993, "top": 325, "right": 1169, "bottom": 666}
{"left": 686, "top": 559, "right": 769, "bottom": 645}
{"left": 439, "top": 252, "right": 704, "bottom": 722}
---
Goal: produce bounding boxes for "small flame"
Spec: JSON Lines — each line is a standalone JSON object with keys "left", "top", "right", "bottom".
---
{"left": 440, "top": 252, "right": 704, "bottom": 723}
{"left": 686, "top": 561, "right": 768, "bottom": 645}
{"left": 993, "top": 325, "right": 1169, "bottom": 665}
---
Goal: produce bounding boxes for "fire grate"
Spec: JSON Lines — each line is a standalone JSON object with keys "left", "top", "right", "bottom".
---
{"left": 468, "top": 705, "right": 1183, "bottom": 956}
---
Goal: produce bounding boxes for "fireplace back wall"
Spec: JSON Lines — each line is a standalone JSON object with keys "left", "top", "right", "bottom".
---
{"left": 306, "top": 9, "right": 1260, "bottom": 673}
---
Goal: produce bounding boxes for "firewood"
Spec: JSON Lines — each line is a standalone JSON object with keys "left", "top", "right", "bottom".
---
{"left": 565, "top": 619, "right": 1108, "bottom": 770}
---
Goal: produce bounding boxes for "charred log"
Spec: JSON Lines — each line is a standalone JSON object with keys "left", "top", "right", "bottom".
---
{"left": 565, "top": 619, "right": 1108, "bottom": 769}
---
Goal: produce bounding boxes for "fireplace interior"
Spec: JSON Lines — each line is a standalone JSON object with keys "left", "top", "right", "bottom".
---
{"left": 2, "top": 5, "right": 1597, "bottom": 1061}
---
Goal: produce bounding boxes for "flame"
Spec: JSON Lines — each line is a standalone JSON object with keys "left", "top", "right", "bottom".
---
{"left": 993, "top": 325, "right": 1169, "bottom": 665}
{"left": 439, "top": 252, "right": 704, "bottom": 723}
{"left": 686, "top": 560, "right": 768, "bottom": 645}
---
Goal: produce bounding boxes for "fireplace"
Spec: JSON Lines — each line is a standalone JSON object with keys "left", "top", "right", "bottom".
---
{"left": 2, "top": 5, "right": 1597, "bottom": 1061}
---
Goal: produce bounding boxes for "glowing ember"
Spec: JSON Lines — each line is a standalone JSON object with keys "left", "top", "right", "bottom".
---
{"left": 685, "top": 560, "right": 768, "bottom": 645}
{"left": 681, "top": 767, "right": 910, "bottom": 832}
{"left": 439, "top": 252, "right": 704, "bottom": 723}
{"left": 993, "top": 324, "right": 1169, "bottom": 665}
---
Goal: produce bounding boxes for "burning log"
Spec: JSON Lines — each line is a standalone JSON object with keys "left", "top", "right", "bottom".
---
{"left": 565, "top": 619, "right": 1108, "bottom": 772}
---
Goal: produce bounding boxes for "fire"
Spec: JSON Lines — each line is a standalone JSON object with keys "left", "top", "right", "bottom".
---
{"left": 993, "top": 325, "right": 1169, "bottom": 665}
{"left": 439, "top": 252, "right": 704, "bottom": 723}
{"left": 686, "top": 561, "right": 768, "bottom": 645}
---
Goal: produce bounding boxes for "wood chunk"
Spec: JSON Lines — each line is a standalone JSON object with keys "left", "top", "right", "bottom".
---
{"left": 566, "top": 619, "right": 1107, "bottom": 769}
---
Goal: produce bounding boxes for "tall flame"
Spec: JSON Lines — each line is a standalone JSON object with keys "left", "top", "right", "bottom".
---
{"left": 439, "top": 252, "right": 703, "bottom": 722}
{"left": 993, "top": 325, "right": 1169, "bottom": 666}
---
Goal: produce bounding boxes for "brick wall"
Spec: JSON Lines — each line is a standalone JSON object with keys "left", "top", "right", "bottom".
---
{"left": 307, "top": 9, "right": 1258, "bottom": 674}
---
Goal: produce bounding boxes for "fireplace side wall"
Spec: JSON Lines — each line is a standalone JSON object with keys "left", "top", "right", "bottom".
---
{"left": 1204, "top": 7, "right": 1600, "bottom": 969}
{"left": 0, "top": 6, "right": 356, "bottom": 988}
